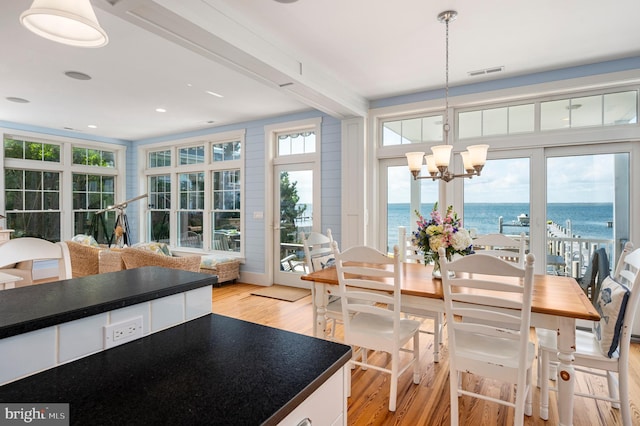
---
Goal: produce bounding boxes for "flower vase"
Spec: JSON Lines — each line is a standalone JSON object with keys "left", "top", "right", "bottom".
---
{"left": 431, "top": 256, "right": 454, "bottom": 279}
{"left": 432, "top": 257, "right": 443, "bottom": 278}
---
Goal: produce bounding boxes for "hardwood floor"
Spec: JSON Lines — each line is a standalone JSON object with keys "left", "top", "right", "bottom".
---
{"left": 212, "top": 283, "right": 640, "bottom": 425}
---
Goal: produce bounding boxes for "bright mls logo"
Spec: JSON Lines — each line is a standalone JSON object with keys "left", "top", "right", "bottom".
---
{"left": 2, "top": 404, "right": 68, "bottom": 425}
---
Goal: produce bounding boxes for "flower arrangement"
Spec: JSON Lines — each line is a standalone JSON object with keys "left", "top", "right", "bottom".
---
{"left": 412, "top": 203, "right": 474, "bottom": 273}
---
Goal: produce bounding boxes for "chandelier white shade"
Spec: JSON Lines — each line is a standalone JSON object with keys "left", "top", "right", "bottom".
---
{"left": 20, "top": 0, "right": 108, "bottom": 48}
{"left": 406, "top": 10, "right": 489, "bottom": 182}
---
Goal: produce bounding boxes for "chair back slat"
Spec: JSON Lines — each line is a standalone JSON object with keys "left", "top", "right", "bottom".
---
{"left": 333, "top": 242, "right": 403, "bottom": 336}
{"left": 472, "top": 232, "right": 526, "bottom": 267}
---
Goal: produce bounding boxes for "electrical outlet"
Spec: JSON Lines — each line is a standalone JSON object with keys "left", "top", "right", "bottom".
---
{"left": 104, "top": 316, "right": 143, "bottom": 349}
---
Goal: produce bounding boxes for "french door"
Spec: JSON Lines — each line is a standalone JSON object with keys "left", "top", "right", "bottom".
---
{"left": 273, "top": 163, "right": 317, "bottom": 287}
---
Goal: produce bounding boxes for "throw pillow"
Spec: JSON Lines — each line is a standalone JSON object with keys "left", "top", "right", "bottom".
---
{"left": 592, "top": 275, "right": 630, "bottom": 357}
{"left": 311, "top": 254, "right": 334, "bottom": 272}
{"left": 132, "top": 242, "right": 171, "bottom": 256}
{"left": 72, "top": 234, "right": 100, "bottom": 247}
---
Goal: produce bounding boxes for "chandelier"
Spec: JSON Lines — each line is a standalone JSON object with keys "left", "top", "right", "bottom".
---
{"left": 406, "top": 10, "right": 488, "bottom": 183}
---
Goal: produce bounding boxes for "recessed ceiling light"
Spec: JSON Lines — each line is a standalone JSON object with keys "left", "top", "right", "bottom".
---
{"left": 274, "top": 0, "right": 298, "bottom": 3}
{"left": 6, "top": 97, "right": 30, "bottom": 103}
{"left": 156, "top": 108, "right": 167, "bottom": 113}
{"left": 88, "top": 124, "right": 97, "bottom": 129}
{"left": 206, "top": 120, "right": 215, "bottom": 124}
{"left": 65, "top": 71, "right": 92, "bottom": 80}
{"left": 205, "top": 90, "right": 224, "bottom": 98}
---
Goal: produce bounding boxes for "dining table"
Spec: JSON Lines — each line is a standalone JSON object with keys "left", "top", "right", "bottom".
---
{"left": 301, "top": 261, "right": 600, "bottom": 426}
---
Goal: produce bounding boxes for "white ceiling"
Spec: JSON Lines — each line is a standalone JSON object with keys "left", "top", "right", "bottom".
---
{"left": 1, "top": 0, "right": 640, "bottom": 141}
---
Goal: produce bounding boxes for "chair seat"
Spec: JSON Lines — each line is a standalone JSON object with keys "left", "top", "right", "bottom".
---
{"left": 456, "top": 331, "right": 535, "bottom": 370}
{"left": 350, "top": 313, "right": 420, "bottom": 342}
{"left": 537, "top": 327, "right": 619, "bottom": 367}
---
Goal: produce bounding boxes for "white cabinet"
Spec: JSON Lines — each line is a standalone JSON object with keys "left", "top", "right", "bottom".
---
{"left": 278, "top": 366, "right": 346, "bottom": 426}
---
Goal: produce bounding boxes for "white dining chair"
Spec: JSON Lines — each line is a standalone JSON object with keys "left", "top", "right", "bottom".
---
{"left": 439, "top": 247, "right": 536, "bottom": 426}
{"left": 301, "top": 229, "right": 343, "bottom": 338}
{"left": 536, "top": 241, "right": 639, "bottom": 425}
{"left": 333, "top": 242, "right": 421, "bottom": 412}
{"left": 472, "top": 232, "right": 526, "bottom": 267}
{"left": 398, "top": 226, "right": 444, "bottom": 362}
{"left": 0, "top": 237, "right": 72, "bottom": 286}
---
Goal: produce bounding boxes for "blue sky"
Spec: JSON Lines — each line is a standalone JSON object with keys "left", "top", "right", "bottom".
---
{"left": 388, "top": 154, "right": 618, "bottom": 204}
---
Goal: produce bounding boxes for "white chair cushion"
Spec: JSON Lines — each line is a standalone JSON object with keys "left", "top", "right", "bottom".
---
{"left": 592, "top": 275, "right": 630, "bottom": 357}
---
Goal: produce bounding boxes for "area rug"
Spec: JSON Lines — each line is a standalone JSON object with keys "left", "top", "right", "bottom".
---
{"left": 251, "top": 285, "right": 311, "bottom": 302}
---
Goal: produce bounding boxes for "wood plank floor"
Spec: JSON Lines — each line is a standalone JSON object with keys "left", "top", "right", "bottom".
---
{"left": 212, "top": 283, "right": 640, "bottom": 425}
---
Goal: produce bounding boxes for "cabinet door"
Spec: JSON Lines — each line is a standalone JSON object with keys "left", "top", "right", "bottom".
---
{"left": 278, "top": 367, "right": 345, "bottom": 426}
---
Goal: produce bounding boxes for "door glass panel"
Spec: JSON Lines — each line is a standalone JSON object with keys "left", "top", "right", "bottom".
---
{"left": 546, "top": 153, "right": 629, "bottom": 279}
{"left": 386, "top": 165, "right": 438, "bottom": 253}
{"left": 464, "top": 157, "right": 530, "bottom": 242}
{"left": 278, "top": 170, "right": 312, "bottom": 275}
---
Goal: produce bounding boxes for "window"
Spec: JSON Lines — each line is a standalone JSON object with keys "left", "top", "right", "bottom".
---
{"left": 382, "top": 115, "right": 443, "bottom": 146}
{"left": 212, "top": 171, "right": 240, "bottom": 252}
{"left": 178, "top": 172, "right": 204, "bottom": 249}
{"left": 4, "top": 137, "right": 60, "bottom": 162}
{"left": 148, "top": 175, "right": 171, "bottom": 243}
{"left": 72, "top": 147, "right": 115, "bottom": 167}
{"left": 178, "top": 145, "right": 205, "bottom": 165}
{"left": 72, "top": 173, "right": 116, "bottom": 242}
{"left": 540, "top": 90, "right": 637, "bottom": 130}
{"left": 5, "top": 169, "right": 61, "bottom": 240}
{"left": 149, "top": 150, "right": 171, "bottom": 168}
{"left": 3, "top": 135, "right": 125, "bottom": 243}
{"left": 375, "top": 85, "right": 635, "bottom": 277}
{"left": 278, "top": 131, "right": 316, "bottom": 155}
{"left": 458, "top": 104, "right": 535, "bottom": 139}
{"left": 213, "top": 141, "right": 241, "bottom": 162}
{"left": 142, "top": 132, "right": 244, "bottom": 254}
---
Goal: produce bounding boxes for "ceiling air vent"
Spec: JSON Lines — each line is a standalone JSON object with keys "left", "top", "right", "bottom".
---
{"left": 468, "top": 66, "right": 504, "bottom": 77}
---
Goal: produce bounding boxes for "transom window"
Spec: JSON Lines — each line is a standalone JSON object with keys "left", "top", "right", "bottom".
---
{"left": 4, "top": 137, "right": 60, "bottom": 162}
{"left": 278, "top": 131, "right": 316, "bottom": 155}
{"left": 148, "top": 150, "right": 171, "bottom": 168}
{"left": 179, "top": 145, "right": 205, "bottom": 165}
{"left": 72, "top": 147, "right": 115, "bottom": 167}
{"left": 382, "top": 115, "right": 443, "bottom": 146}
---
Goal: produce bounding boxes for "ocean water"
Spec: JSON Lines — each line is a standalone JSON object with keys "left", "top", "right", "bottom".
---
{"left": 388, "top": 202, "right": 613, "bottom": 249}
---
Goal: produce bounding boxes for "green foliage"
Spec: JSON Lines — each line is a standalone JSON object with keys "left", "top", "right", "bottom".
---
{"left": 280, "top": 172, "right": 307, "bottom": 244}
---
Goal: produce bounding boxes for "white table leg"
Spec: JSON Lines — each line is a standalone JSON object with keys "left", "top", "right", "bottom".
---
{"left": 556, "top": 317, "right": 576, "bottom": 426}
{"left": 313, "top": 282, "right": 329, "bottom": 339}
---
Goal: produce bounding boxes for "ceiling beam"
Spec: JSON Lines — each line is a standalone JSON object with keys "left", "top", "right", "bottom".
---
{"left": 97, "top": 0, "right": 368, "bottom": 119}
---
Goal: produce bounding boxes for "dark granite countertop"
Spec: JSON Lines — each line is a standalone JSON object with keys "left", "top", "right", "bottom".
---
{"left": 0, "top": 314, "right": 352, "bottom": 425}
{"left": 0, "top": 267, "right": 216, "bottom": 339}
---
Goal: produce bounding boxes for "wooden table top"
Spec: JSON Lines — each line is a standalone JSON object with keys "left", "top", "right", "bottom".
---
{"left": 301, "top": 262, "right": 600, "bottom": 322}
